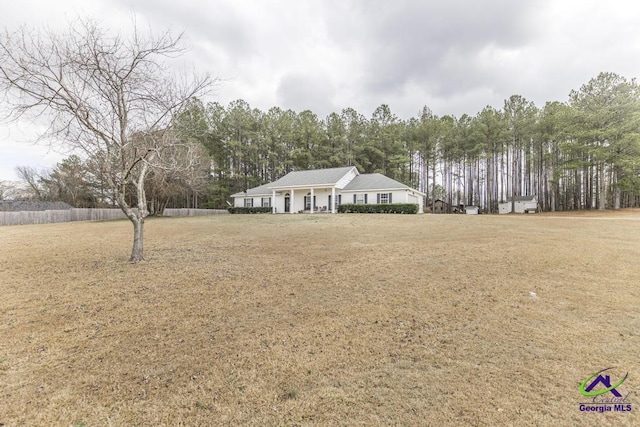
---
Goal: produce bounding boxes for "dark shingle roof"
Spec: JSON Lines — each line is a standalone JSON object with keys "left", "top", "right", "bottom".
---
{"left": 0, "top": 201, "right": 74, "bottom": 211}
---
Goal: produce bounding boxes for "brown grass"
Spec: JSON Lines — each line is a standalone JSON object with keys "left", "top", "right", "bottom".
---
{"left": 2, "top": 211, "right": 640, "bottom": 426}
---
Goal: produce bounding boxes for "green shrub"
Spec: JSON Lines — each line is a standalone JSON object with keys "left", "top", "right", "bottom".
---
{"left": 337, "top": 203, "right": 419, "bottom": 214}
{"left": 227, "top": 207, "right": 272, "bottom": 214}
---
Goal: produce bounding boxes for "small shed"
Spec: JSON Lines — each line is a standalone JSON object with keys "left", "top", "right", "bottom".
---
{"left": 432, "top": 199, "right": 448, "bottom": 214}
{"left": 498, "top": 196, "right": 538, "bottom": 214}
{"left": 465, "top": 205, "right": 479, "bottom": 215}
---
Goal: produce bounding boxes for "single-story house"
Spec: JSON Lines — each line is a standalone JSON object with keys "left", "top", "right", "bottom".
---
{"left": 498, "top": 196, "right": 538, "bottom": 214}
{"left": 231, "top": 166, "right": 425, "bottom": 213}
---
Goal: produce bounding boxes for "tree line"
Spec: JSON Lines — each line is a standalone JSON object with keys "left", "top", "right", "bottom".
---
{"left": 6, "top": 71, "right": 640, "bottom": 214}
{"left": 164, "top": 71, "right": 640, "bottom": 213}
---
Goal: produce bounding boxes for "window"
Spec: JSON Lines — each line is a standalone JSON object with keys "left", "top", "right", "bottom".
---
{"left": 304, "top": 193, "right": 316, "bottom": 211}
{"left": 261, "top": 197, "right": 271, "bottom": 208}
{"left": 244, "top": 198, "right": 253, "bottom": 208}
{"left": 355, "top": 193, "right": 367, "bottom": 204}
{"left": 377, "top": 193, "right": 392, "bottom": 204}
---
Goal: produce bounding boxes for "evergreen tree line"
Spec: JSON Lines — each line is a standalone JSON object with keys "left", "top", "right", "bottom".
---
{"left": 177, "top": 71, "right": 640, "bottom": 212}
{"left": 9, "top": 72, "right": 640, "bottom": 213}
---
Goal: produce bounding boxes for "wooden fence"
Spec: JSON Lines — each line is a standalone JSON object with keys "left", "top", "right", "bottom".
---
{"left": 0, "top": 208, "right": 228, "bottom": 226}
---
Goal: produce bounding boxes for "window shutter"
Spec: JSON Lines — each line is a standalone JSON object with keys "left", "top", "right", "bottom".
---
{"left": 389, "top": 193, "right": 392, "bottom": 203}
{"left": 353, "top": 194, "right": 356, "bottom": 203}
{"left": 364, "top": 194, "right": 368, "bottom": 204}
{"left": 377, "top": 193, "right": 380, "bottom": 204}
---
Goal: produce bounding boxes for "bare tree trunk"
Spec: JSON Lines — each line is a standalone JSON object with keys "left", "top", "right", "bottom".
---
{"left": 424, "top": 157, "right": 429, "bottom": 205}
{"left": 131, "top": 160, "right": 150, "bottom": 262}
{"left": 431, "top": 155, "right": 437, "bottom": 212}
{"left": 130, "top": 216, "right": 145, "bottom": 262}
{"left": 613, "top": 168, "right": 621, "bottom": 210}
{"left": 598, "top": 161, "right": 606, "bottom": 210}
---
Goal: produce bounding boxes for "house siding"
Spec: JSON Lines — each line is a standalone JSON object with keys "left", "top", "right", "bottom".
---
{"left": 234, "top": 196, "right": 270, "bottom": 208}
{"left": 335, "top": 168, "right": 358, "bottom": 189}
{"left": 237, "top": 189, "right": 423, "bottom": 213}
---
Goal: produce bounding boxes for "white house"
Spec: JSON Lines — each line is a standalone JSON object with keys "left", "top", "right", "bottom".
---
{"left": 231, "top": 166, "right": 425, "bottom": 213}
{"left": 498, "top": 196, "right": 538, "bottom": 214}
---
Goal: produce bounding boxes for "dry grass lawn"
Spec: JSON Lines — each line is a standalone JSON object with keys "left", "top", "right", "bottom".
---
{"left": 2, "top": 211, "right": 640, "bottom": 426}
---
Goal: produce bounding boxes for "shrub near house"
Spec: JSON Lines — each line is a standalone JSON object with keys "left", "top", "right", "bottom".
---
{"left": 227, "top": 207, "right": 272, "bottom": 214}
{"left": 338, "top": 203, "right": 419, "bottom": 214}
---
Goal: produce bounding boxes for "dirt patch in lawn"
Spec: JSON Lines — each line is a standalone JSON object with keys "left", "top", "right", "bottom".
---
{"left": 1, "top": 211, "right": 640, "bottom": 426}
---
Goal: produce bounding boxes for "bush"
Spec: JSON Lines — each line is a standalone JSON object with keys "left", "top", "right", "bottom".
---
{"left": 337, "top": 203, "right": 419, "bottom": 214}
{"left": 227, "top": 207, "right": 272, "bottom": 214}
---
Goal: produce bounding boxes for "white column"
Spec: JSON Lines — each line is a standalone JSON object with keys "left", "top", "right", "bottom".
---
{"left": 272, "top": 189, "right": 276, "bottom": 214}
{"left": 331, "top": 187, "right": 336, "bottom": 213}
{"left": 290, "top": 189, "right": 295, "bottom": 214}
{"left": 310, "top": 188, "right": 314, "bottom": 214}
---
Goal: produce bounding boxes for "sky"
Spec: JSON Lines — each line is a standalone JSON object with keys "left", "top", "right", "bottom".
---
{"left": 1, "top": 0, "right": 639, "bottom": 181}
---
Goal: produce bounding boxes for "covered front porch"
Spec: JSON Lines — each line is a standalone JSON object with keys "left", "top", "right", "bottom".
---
{"left": 271, "top": 186, "right": 341, "bottom": 214}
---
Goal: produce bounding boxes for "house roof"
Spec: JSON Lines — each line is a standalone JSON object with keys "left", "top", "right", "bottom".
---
{"left": 268, "top": 166, "right": 357, "bottom": 189}
{"left": 341, "top": 173, "right": 425, "bottom": 195}
{"left": 505, "top": 195, "right": 537, "bottom": 202}
{"left": 0, "top": 200, "right": 74, "bottom": 211}
{"left": 230, "top": 183, "right": 273, "bottom": 198}
{"left": 231, "top": 167, "right": 426, "bottom": 197}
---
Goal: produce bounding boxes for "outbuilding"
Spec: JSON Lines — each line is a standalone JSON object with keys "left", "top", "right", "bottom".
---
{"left": 498, "top": 196, "right": 538, "bottom": 214}
{"left": 432, "top": 199, "right": 448, "bottom": 213}
{"left": 465, "top": 206, "right": 479, "bottom": 215}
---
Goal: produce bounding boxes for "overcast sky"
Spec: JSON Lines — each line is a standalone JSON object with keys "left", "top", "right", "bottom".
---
{"left": 1, "top": 0, "right": 639, "bottom": 181}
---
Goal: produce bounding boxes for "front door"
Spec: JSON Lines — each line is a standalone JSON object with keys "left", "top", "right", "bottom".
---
{"left": 284, "top": 195, "right": 290, "bottom": 213}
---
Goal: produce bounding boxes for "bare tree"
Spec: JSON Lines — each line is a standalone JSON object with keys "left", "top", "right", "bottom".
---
{"left": 0, "top": 18, "right": 212, "bottom": 261}
{"left": 146, "top": 138, "right": 211, "bottom": 215}
{"left": 0, "top": 180, "right": 8, "bottom": 200}
{"left": 15, "top": 165, "right": 44, "bottom": 200}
